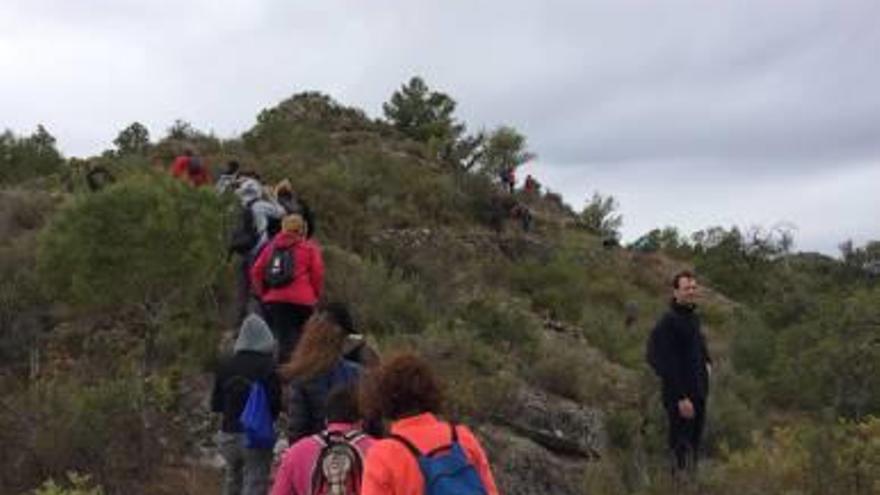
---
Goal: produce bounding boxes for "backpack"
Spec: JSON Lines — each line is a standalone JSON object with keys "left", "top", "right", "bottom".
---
{"left": 187, "top": 156, "right": 204, "bottom": 175}
{"left": 239, "top": 381, "right": 275, "bottom": 449}
{"left": 263, "top": 245, "right": 295, "bottom": 289}
{"left": 389, "top": 423, "right": 488, "bottom": 495}
{"left": 229, "top": 199, "right": 259, "bottom": 255}
{"left": 309, "top": 430, "right": 367, "bottom": 495}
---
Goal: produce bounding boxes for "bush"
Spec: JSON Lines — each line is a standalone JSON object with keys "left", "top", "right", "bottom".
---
{"left": 37, "top": 173, "right": 228, "bottom": 369}
{"left": 323, "top": 246, "right": 432, "bottom": 337}
{"left": 32, "top": 472, "right": 103, "bottom": 495}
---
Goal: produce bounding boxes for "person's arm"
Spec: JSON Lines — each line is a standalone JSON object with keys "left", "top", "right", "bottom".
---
{"left": 250, "top": 243, "right": 271, "bottom": 297}
{"left": 458, "top": 426, "right": 500, "bottom": 495}
{"left": 361, "top": 446, "right": 394, "bottom": 495}
{"left": 268, "top": 371, "right": 283, "bottom": 419}
{"left": 269, "top": 449, "right": 299, "bottom": 495}
{"left": 287, "top": 384, "right": 311, "bottom": 443}
{"left": 651, "top": 316, "right": 687, "bottom": 401}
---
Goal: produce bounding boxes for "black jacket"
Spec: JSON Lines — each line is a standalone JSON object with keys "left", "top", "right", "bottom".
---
{"left": 211, "top": 351, "right": 283, "bottom": 433}
{"left": 647, "top": 302, "right": 712, "bottom": 404}
{"left": 287, "top": 359, "right": 361, "bottom": 442}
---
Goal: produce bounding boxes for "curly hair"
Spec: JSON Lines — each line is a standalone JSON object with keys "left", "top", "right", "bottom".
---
{"left": 278, "top": 312, "right": 347, "bottom": 382}
{"left": 361, "top": 352, "right": 444, "bottom": 420}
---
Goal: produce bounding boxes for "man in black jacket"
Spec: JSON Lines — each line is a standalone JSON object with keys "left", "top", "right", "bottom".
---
{"left": 211, "top": 314, "right": 282, "bottom": 495}
{"left": 647, "top": 270, "right": 712, "bottom": 473}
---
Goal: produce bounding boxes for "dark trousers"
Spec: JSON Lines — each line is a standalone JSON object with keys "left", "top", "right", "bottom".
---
{"left": 235, "top": 257, "right": 252, "bottom": 325}
{"left": 665, "top": 396, "right": 706, "bottom": 472}
{"left": 263, "top": 303, "right": 313, "bottom": 364}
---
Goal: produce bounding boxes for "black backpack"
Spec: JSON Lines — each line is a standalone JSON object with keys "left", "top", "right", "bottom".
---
{"left": 229, "top": 200, "right": 259, "bottom": 255}
{"left": 263, "top": 245, "right": 295, "bottom": 289}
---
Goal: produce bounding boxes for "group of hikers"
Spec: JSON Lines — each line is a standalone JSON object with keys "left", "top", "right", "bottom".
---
{"left": 168, "top": 149, "right": 712, "bottom": 493}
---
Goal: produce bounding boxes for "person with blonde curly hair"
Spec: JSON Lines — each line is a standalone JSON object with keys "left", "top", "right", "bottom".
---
{"left": 250, "top": 213, "right": 324, "bottom": 363}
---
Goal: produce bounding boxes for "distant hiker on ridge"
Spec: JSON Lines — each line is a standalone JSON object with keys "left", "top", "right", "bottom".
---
{"left": 646, "top": 270, "right": 712, "bottom": 475}
{"left": 170, "top": 148, "right": 211, "bottom": 186}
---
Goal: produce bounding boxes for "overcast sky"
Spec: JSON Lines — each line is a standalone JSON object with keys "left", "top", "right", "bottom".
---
{"left": 2, "top": 0, "right": 878, "bottom": 254}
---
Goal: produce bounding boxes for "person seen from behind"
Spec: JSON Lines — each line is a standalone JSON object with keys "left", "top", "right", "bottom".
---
{"left": 646, "top": 270, "right": 712, "bottom": 475}
{"left": 216, "top": 160, "right": 242, "bottom": 194}
{"left": 279, "top": 306, "right": 364, "bottom": 444}
{"left": 250, "top": 213, "right": 324, "bottom": 363}
{"left": 274, "top": 178, "right": 317, "bottom": 239}
{"left": 210, "top": 314, "right": 282, "bottom": 495}
{"left": 361, "top": 352, "right": 500, "bottom": 495}
{"left": 270, "top": 383, "right": 375, "bottom": 495}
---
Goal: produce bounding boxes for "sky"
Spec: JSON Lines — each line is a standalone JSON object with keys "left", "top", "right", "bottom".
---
{"left": 2, "top": 0, "right": 878, "bottom": 254}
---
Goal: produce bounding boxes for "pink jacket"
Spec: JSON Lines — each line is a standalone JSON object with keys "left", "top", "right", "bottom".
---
{"left": 271, "top": 423, "right": 374, "bottom": 495}
{"left": 250, "top": 232, "right": 325, "bottom": 306}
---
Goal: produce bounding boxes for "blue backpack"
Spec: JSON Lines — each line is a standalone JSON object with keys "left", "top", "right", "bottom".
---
{"left": 389, "top": 423, "right": 488, "bottom": 495}
{"left": 239, "top": 381, "right": 275, "bottom": 449}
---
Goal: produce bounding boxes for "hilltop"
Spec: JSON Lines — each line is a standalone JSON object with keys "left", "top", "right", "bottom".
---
{"left": 1, "top": 81, "right": 879, "bottom": 495}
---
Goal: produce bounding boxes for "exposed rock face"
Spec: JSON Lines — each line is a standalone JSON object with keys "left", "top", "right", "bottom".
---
{"left": 496, "top": 386, "right": 606, "bottom": 460}
{"left": 478, "top": 424, "right": 589, "bottom": 495}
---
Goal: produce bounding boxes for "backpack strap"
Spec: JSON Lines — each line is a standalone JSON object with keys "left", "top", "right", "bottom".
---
{"left": 389, "top": 422, "right": 459, "bottom": 459}
{"left": 388, "top": 432, "right": 424, "bottom": 459}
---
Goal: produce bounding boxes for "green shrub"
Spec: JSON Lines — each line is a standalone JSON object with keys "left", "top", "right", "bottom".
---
{"left": 32, "top": 472, "right": 103, "bottom": 495}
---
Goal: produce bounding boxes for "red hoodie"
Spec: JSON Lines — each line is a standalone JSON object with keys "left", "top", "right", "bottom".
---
{"left": 250, "top": 232, "right": 324, "bottom": 306}
{"left": 169, "top": 155, "right": 211, "bottom": 186}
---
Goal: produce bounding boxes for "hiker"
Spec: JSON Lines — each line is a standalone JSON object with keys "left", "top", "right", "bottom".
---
{"left": 270, "top": 383, "right": 375, "bottom": 495}
{"left": 524, "top": 174, "right": 538, "bottom": 195}
{"left": 250, "top": 214, "right": 324, "bottom": 363}
{"left": 498, "top": 166, "right": 515, "bottom": 194}
{"left": 229, "top": 178, "right": 286, "bottom": 323}
{"left": 274, "top": 179, "right": 317, "bottom": 239}
{"left": 360, "top": 353, "right": 500, "bottom": 495}
{"left": 279, "top": 306, "right": 365, "bottom": 444}
{"left": 216, "top": 160, "right": 242, "bottom": 194}
{"left": 170, "top": 148, "right": 211, "bottom": 186}
{"left": 210, "top": 314, "right": 282, "bottom": 495}
{"left": 646, "top": 270, "right": 712, "bottom": 474}
{"left": 511, "top": 202, "right": 533, "bottom": 232}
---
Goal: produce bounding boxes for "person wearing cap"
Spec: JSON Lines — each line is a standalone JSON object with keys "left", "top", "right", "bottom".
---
{"left": 210, "top": 314, "right": 282, "bottom": 495}
{"left": 278, "top": 305, "right": 365, "bottom": 444}
{"left": 250, "top": 213, "right": 324, "bottom": 364}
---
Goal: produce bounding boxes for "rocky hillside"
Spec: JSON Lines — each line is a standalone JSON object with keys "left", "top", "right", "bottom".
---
{"left": 2, "top": 88, "right": 879, "bottom": 495}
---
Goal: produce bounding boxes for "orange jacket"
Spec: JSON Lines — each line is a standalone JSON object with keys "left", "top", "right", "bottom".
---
{"left": 361, "top": 413, "right": 500, "bottom": 495}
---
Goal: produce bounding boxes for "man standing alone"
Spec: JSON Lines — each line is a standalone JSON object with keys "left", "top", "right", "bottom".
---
{"left": 647, "top": 270, "right": 712, "bottom": 474}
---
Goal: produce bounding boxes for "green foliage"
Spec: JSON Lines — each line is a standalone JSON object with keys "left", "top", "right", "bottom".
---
{"left": 456, "top": 293, "right": 540, "bottom": 349}
{"left": 324, "top": 247, "right": 432, "bottom": 337}
{"left": 383, "top": 76, "right": 464, "bottom": 145}
{"left": 112, "top": 122, "right": 150, "bottom": 156}
{"left": 509, "top": 253, "right": 588, "bottom": 321}
{"left": 38, "top": 173, "right": 227, "bottom": 313}
{"left": 0, "top": 127, "right": 64, "bottom": 185}
{"left": 708, "top": 418, "right": 880, "bottom": 495}
{"left": 478, "top": 126, "right": 536, "bottom": 176}
{"left": 579, "top": 191, "right": 623, "bottom": 240}
{"left": 629, "top": 226, "right": 692, "bottom": 257}
{"left": 32, "top": 472, "right": 104, "bottom": 495}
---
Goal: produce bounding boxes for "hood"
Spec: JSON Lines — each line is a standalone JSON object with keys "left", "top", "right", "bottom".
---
{"left": 234, "top": 314, "right": 276, "bottom": 355}
{"left": 235, "top": 178, "right": 263, "bottom": 204}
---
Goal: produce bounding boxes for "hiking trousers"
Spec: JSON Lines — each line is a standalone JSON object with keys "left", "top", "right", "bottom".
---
{"left": 262, "top": 302, "right": 314, "bottom": 364}
{"left": 665, "top": 396, "right": 706, "bottom": 472}
{"left": 217, "top": 432, "right": 272, "bottom": 495}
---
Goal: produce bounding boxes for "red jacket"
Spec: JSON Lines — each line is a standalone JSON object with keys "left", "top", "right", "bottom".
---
{"left": 169, "top": 155, "right": 211, "bottom": 186}
{"left": 361, "top": 413, "right": 500, "bottom": 495}
{"left": 250, "top": 232, "right": 324, "bottom": 306}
